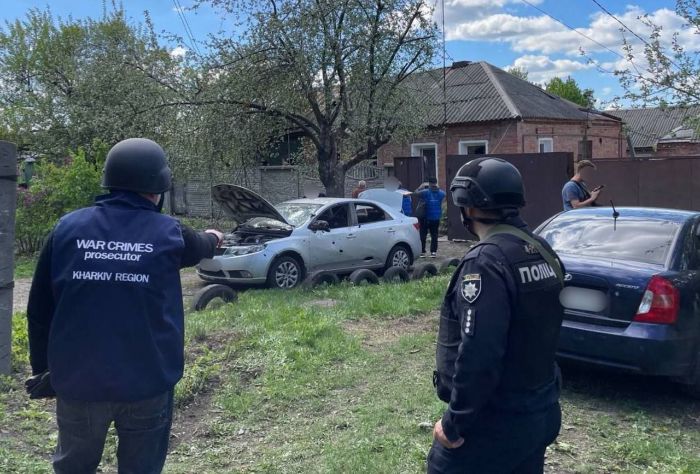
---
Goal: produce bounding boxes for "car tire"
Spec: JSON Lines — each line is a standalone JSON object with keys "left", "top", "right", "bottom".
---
{"left": 303, "top": 271, "right": 340, "bottom": 289}
{"left": 191, "top": 284, "right": 238, "bottom": 312}
{"left": 383, "top": 266, "right": 410, "bottom": 284}
{"left": 412, "top": 263, "right": 438, "bottom": 280}
{"left": 267, "top": 255, "right": 304, "bottom": 290}
{"left": 438, "top": 258, "right": 460, "bottom": 273}
{"left": 385, "top": 244, "right": 413, "bottom": 271}
{"left": 348, "top": 268, "right": 379, "bottom": 286}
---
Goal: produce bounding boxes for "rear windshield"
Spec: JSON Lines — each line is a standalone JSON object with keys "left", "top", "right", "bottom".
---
{"left": 538, "top": 215, "right": 680, "bottom": 266}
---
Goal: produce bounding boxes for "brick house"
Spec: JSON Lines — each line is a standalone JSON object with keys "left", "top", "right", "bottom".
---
{"left": 607, "top": 106, "right": 700, "bottom": 158}
{"left": 377, "top": 61, "right": 624, "bottom": 190}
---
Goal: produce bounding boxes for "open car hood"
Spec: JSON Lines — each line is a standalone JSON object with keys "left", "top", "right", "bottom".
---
{"left": 212, "top": 184, "right": 289, "bottom": 226}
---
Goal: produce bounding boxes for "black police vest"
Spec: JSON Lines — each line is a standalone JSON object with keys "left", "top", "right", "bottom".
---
{"left": 436, "top": 231, "right": 563, "bottom": 404}
{"left": 48, "top": 192, "right": 186, "bottom": 402}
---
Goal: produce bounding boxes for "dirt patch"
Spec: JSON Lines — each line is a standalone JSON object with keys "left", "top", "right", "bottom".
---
{"left": 12, "top": 278, "right": 31, "bottom": 313}
{"left": 343, "top": 311, "right": 438, "bottom": 350}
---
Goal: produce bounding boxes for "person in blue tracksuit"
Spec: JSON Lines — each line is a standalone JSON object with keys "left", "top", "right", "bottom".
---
{"left": 26, "top": 138, "right": 223, "bottom": 474}
{"left": 414, "top": 177, "right": 446, "bottom": 258}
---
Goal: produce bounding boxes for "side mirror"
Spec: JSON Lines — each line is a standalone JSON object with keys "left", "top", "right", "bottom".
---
{"left": 309, "top": 220, "right": 331, "bottom": 232}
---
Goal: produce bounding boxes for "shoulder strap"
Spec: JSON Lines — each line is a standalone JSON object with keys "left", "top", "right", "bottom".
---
{"left": 572, "top": 180, "right": 591, "bottom": 200}
{"left": 485, "top": 224, "right": 564, "bottom": 287}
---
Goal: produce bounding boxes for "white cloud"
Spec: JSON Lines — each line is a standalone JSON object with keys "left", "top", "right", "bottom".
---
{"left": 446, "top": 5, "right": 700, "bottom": 58}
{"left": 507, "top": 55, "right": 594, "bottom": 84}
{"left": 170, "top": 46, "right": 188, "bottom": 59}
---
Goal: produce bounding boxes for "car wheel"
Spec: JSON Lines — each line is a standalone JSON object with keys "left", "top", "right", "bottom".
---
{"left": 385, "top": 244, "right": 412, "bottom": 271}
{"left": 348, "top": 268, "right": 379, "bottom": 286}
{"left": 267, "top": 255, "right": 304, "bottom": 290}
{"left": 191, "top": 284, "right": 238, "bottom": 312}
{"left": 383, "top": 266, "right": 410, "bottom": 284}
{"left": 303, "top": 271, "right": 340, "bottom": 289}
{"left": 438, "top": 258, "right": 460, "bottom": 274}
{"left": 412, "top": 263, "right": 438, "bottom": 280}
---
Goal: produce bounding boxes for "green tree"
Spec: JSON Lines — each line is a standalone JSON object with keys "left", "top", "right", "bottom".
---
{"left": 0, "top": 8, "right": 180, "bottom": 159}
{"left": 166, "top": 0, "right": 440, "bottom": 196}
{"left": 544, "top": 76, "right": 595, "bottom": 108}
{"left": 611, "top": 0, "right": 700, "bottom": 107}
{"left": 506, "top": 66, "right": 529, "bottom": 82}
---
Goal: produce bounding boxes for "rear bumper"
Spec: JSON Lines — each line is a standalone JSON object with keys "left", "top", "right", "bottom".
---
{"left": 557, "top": 320, "right": 697, "bottom": 377}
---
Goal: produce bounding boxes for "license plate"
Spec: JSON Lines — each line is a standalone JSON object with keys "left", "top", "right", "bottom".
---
{"left": 559, "top": 286, "right": 608, "bottom": 313}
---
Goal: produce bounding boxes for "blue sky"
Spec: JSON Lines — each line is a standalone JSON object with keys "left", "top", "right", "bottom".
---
{"left": 1, "top": 0, "right": 687, "bottom": 108}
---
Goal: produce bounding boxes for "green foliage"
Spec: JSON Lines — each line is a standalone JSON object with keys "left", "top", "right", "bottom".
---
{"left": 14, "top": 144, "right": 104, "bottom": 254}
{"left": 545, "top": 76, "right": 595, "bottom": 108}
{"left": 506, "top": 66, "right": 529, "bottom": 82}
{"left": 192, "top": 0, "right": 439, "bottom": 195}
{"left": 0, "top": 7, "right": 179, "bottom": 158}
{"left": 7, "top": 313, "right": 29, "bottom": 374}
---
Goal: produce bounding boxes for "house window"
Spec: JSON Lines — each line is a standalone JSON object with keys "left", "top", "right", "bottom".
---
{"left": 458, "top": 140, "right": 488, "bottom": 155}
{"left": 538, "top": 137, "right": 553, "bottom": 153}
{"left": 410, "top": 142, "right": 439, "bottom": 182}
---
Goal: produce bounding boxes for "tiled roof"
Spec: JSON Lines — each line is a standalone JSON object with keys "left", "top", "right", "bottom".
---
{"left": 405, "top": 61, "right": 618, "bottom": 126}
{"left": 607, "top": 106, "right": 700, "bottom": 149}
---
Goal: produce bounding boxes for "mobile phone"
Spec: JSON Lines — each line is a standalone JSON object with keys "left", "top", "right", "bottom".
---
{"left": 593, "top": 185, "right": 605, "bottom": 192}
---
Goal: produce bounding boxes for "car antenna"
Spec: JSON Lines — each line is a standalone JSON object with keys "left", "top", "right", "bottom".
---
{"left": 610, "top": 200, "right": 620, "bottom": 231}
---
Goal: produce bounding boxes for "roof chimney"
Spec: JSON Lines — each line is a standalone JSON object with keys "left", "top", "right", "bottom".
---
{"left": 451, "top": 61, "right": 472, "bottom": 69}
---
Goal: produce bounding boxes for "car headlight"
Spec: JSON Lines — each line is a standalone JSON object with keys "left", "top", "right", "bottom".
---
{"left": 224, "top": 244, "right": 266, "bottom": 256}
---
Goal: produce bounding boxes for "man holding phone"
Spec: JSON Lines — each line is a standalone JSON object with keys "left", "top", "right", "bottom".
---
{"left": 562, "top": 160, "right": 602, "bottom": 211}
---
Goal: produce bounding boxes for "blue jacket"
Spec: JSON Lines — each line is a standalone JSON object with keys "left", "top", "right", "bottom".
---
{"left": 418, "top": 188, "right": 446, "bottom": 221}
{"left": 27, "top": 192, "right": 217, "bottom": 402}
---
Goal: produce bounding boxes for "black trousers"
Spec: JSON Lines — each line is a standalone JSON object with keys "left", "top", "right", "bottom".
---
{"left": 427, "top": 403, "right": 561, "bottom": 474}
{"left": 420, "top": 219, "right": 440, "bottom": 253}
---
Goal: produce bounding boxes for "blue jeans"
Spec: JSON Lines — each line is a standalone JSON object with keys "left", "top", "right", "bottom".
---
{"left": 53, "top": 391, "right": 173, "bottom": 474}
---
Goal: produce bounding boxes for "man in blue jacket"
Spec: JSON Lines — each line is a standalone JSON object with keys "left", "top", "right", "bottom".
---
{"left": 26, "top": 138, "right": 223, "bottom": 474}
{"left": 414, "top": 177, "right": 446, "bottom": 258}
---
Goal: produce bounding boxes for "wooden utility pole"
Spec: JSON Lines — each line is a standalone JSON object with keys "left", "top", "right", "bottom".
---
{"left": 0, "top": 141, "right": 17, "bottom": 375}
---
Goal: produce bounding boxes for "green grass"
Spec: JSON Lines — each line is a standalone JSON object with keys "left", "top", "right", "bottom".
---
{"left": 2, "top": 274, "right": 700, "bottom": 473}
{"left": 14, "top": 256, "right": 37, "bottom": 279}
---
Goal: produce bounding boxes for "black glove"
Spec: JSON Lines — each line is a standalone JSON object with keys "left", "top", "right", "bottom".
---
{"left": 25, "top": 371, "right": 56, "bottom": 399}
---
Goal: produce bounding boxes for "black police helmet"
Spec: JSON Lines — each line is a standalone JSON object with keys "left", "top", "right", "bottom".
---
{"left": 102, "top": 138, "right": 172, "bottom": 194}
{"left": 450, "top": 157, "right": 525, "bottom": 210}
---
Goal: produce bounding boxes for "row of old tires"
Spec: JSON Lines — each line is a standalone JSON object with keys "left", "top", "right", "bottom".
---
{"left": 191, "top": 258, "right": 460, "bottom": 312}
{"left": 303, "top": 258, "right": 459, "bottom": 289}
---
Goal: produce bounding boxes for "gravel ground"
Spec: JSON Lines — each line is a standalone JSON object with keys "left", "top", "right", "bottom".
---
{"left": 12, "top": 237, "right": 473, "bottom": 313}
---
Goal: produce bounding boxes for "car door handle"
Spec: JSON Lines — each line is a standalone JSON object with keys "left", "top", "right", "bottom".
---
{"left": 387, "top": 228, "right": 396, "bottom": 233}
{"left": 346, "top": 234, "right": 357, "bottom": 239}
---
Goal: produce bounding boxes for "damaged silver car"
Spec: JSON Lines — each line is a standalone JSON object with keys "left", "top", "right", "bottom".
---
{"left": 197, "top": 184, "right": 422, "bottom": 289}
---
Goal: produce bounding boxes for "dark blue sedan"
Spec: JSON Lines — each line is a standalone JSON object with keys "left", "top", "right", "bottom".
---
{"left": 535, "top": 207, "right": 700, "bottom": 396}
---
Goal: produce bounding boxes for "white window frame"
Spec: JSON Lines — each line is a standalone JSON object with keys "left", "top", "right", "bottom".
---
{"left": 538, "top": 137, "right": 554, "bottom": 153}
{"left": 410, "top": 142, "right": 439, "bottom": 181}
{"left": 458, "top": 140, "right": 489, "bottom": 155}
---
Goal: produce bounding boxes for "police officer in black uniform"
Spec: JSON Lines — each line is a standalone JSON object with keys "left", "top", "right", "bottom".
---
{"left": 26, "top": 138, "right": 224, "bottom": 474}
{"left": 428, "top": 157, "right": 564, "bottom": 474}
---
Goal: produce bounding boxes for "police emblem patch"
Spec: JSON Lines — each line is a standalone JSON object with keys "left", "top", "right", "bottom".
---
{"left": 461, "top": 274, "right": 481, "bottom": 303}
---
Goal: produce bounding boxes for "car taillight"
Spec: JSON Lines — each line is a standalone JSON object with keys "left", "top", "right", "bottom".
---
{"left": 633, "top": 275, "right": 680, "bottom": 324}
{"left": 413, "top": 222, "right": 420, "bottom": 232}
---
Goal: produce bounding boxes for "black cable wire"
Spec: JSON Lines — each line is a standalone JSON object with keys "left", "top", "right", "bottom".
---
{"left": 589, "top": 0, "right": 683, "bottom": 71}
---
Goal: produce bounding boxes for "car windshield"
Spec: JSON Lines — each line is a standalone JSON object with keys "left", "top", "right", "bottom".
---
{"left": 538, "top": 215, "right": 681, "bottom": 266}
{"left": 275, "top": 203, "right": 324, "bottom": 227}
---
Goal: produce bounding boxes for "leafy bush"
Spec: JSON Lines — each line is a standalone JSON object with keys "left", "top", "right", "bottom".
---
{"left": 15, "top": 142, "right": 106, "bottom": 255}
